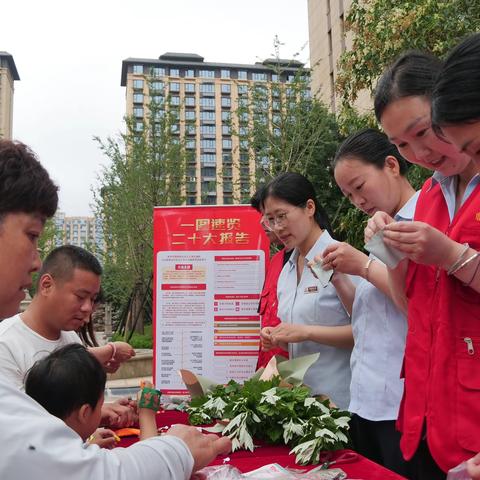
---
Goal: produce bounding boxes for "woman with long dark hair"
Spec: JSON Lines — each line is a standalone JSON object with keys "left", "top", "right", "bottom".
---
{"left": 365, "top": 49, "right": 480, "bottom": 479}
{"left": 259, "top": 172, "right": 354, "bottom": 410}
{"left": 317, "top": 128, "right": 417, "bottom": 476}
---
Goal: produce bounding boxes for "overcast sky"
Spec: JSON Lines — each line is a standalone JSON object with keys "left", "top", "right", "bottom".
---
{"left": 2, "top": 0, "right": 309, "bottom": 216}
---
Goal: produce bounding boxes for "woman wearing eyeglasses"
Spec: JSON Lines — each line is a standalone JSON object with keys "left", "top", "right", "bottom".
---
{"left": 259, "top": 172, "right": 354, "bottom": 410}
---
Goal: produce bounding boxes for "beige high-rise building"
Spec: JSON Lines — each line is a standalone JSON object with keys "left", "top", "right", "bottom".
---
{"left": 0, "top": 52, "right": 20, "bottom": 140}
{"left": 54, "top": 211, "right": 105, "bottom": 254}
{"left": 308, "top": 0, "right": 370, "bottom": 113}
{"left": 121, "top": 53, "right": 304, "bottom": 205}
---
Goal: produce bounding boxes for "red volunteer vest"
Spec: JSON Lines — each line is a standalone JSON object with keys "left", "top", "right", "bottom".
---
{"left": 256, "top": 248, "right": 289, "bottom": 369}
{"left": 400, "top": 177, "right": 480, "bottom": 472}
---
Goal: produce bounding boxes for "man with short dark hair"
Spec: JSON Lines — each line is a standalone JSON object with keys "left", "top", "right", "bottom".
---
{"left": 0, "top": 139, "right": 230, "bottom": 479}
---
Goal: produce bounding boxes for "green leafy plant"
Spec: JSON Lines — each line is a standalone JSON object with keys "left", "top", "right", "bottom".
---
{"left": 186, "top": 377, "right": 350, "bottom": 465}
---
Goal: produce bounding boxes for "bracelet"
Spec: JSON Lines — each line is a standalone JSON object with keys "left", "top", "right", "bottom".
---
{"left": 365, "top": 258, "right": 375, "bottom": 282}
{"left": 107, "top": 342, "right": 116, "bottom": 363}
{"left": 446, "top": 243, "right": 470, "bottom": 275}
{"left": 464, "top": 255, "right": 480, "bottom": 287}
{"left": 449, "top": 252, "right": 480, "bottom": 276}
{"left": 139, "top": 387, "right": 162, "bottom": 411}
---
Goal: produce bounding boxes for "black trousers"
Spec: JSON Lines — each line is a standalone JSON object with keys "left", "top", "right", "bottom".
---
{"left": 349, "top": 413, "right": 409, "bottom": 477}
{"left": 405, "top": 437, "right": 446, "bottom": 480}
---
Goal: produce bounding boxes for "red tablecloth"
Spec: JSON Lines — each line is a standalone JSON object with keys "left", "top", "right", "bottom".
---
{"left": 119, "top": 411, "right": 406, "bottom": 480}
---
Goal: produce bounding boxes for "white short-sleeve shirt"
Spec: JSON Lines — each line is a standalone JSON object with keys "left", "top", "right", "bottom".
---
{"left": 277, "top": 230, "right": 353, "bottom": 409}
{"left": 348, "top": 191, "right": 420, "bottom": 420}
{"left": 0, "top": 314, "right": 81, "bottom": 389}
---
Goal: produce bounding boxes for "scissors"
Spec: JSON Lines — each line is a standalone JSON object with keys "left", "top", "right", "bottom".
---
{"left": 317, "top": 450, "right": 358, "bottom": 470}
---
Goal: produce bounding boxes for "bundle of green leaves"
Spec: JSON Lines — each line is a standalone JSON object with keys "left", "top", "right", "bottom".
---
{"left": 186, "top": 377, "right": 350, "bottom": 465}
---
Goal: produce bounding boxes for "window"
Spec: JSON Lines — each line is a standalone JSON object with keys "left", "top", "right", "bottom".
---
{"left": 237, "top": 84, "right": 248, "bottom": 95}
{"left": 240, "top": 139, "right": 249, "bottom": 149}
{"left": 152, "top": 67, "right": 165, "bottom": 77}
{"left": 200, "top": 111, "right": 215, "bottom": 121}
{"left": 200, "top": 125, "right": 216, "bottom": 136}
{"left": 185, "top": 83, "right": 195, "bottom": 93}
{"left": 200, "top": 97, "right": 215, "bottom": 109}
{"left": 151, "top": 81, "right": 164, "bottom": 92}
{"left": 238, "top": 71, "right": 248, "bottom": 80}
{"left": 135, "top": 121, "right": 143, "bottom": 132}
{"left": 185, "top": 110, "right": 195, "bottom": 121}
{"left": 272, "top": 100, "right": 280, "bottom": 111}
{"left": 199, "top": 70, "right": 215, "bottom": 78}
{"left": 219, "top": 70, "right": 230, "bottom": 79}
{"left": 186, "top": 139, "right": 196, "bottom": 149}
{"left": 170, "top": 68, "right": 180, "bottom": 77}
{"left": 221, "top": 97, "right": 231, "bottom": 108}
{"left": 151, "top": 95, "right": 163, "bottom": 106}
{"left": 223, "top": 195, "right": 233, "bottom": 204}
{"left": 222, "top": 152, "right": 232, "bottom": 164}
{"left": 133, "top": 93, "right": 144, "bottom": 103}
{"left": 238, "top": 97, "right": 248, "bottom": 108}
{"left": 222, "top": 125, "right": 231, "bottom": 135}
{"left": 201, "top": 139, "right": 216, "bottom": 149}
{"left": 133, "top": 79, "right": 144, "bottom": 89}
{"left": 221, "top": 111, "right": 231, "bottom": 122}
{"left": 222, "top": 139, "right": 232, "bottom": 150}
{"left": 170, "top": 96, "right": 180, "bottom": 105}
{"left": 252, "top": 72, "right": 267, "bottom": 81}
{"left": 287, "top": 74, "right": 295, "bottom": 82}
{"left": 185, "top": 124, "right": 196, "bottom": 135}
{"left": 200, "top": 83, "right": 215, "bottom": 94}
{"left": 185, "top": 96, "right": 195, "bottom": 107}
{"left": 133, "top": 107, "right": 144, "bottom": 117}
{"left": 169, "top": 82, "right": 180, "bottom": 92}
{"left": 187, "top": 196, "right": 196, "bottom": 205}
{"left": 271, "top": 73, "right": 279, "bottom": 82}
{"left": 133, "top": 65, "right": 143, "bottom": 74}
{"left": 201, "top": 167, "right": 216, "bottom": 177}
{"left": 239, "top": 112, "right": 249, "bottom": 122}
{"left": 201, "top": 153, "right": 216, "bottom": 165}
{"left": 239, "top": 126, "right": 248, "bottom": 136}
{"left": 171, "top": 124, "right": 180, "bottom": 134}
{"left": 221, "top": 84, "right": 231, "bottom": 94}
{"left": 185, "top": 69, "right": 195, "bottom": 78}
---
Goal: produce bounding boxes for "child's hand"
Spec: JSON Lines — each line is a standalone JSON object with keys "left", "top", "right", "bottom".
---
{"left": 87, "top": 428, "right": 120, "bottom": 449}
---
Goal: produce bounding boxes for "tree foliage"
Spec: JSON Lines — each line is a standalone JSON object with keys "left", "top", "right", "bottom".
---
{"left": 231, "top": 46, "right": 350, "bottom": 237}
{"left": 94, "top": 87, "right": 189, "bottom": 336}
{"left": 337, "top": 0, "right": 480, "bottom": 108}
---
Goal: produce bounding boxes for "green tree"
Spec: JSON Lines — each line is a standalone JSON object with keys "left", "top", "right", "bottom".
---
{"left": 94, "top": 83, "right": 189, "bottom": 339}
{"left": 337, "top": 0, "right": 480, "bottom": 108}
{"left": 230, "top": 43, "right": 349, "bottom": 236}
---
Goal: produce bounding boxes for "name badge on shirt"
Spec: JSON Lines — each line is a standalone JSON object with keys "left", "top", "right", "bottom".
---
{"left": 304, "top": 285, "right": 318, "bottom": 294}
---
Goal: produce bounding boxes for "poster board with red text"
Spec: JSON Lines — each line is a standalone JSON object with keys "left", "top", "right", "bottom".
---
{"left": 153, "top": 205, "right": 269, "bottom": 394}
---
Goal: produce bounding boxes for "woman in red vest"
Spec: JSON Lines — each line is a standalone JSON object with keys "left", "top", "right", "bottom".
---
{"left": 430, "top": 32, "right": 480, "bottom": 480}
{"left": 366, "top": 50, "right": 480, "bottom": 479}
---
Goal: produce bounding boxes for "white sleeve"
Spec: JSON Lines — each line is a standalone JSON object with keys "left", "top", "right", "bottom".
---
{"left": 0, "top": 340, "right": 25, "bottom": 389}
{"left": 0, "top": 380, "right": 194, "bottom": 480}
{"left": 111, "top": 436, "right": 194, "bottom": 479}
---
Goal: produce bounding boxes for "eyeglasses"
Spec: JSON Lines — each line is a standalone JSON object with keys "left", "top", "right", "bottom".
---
{"left": 262, "top": 212, "right": 289, "bottom": 229}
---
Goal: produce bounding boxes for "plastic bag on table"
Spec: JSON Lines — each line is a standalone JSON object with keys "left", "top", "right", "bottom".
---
{"left": 192, "top": 464, "right": 346, "bottom": 480}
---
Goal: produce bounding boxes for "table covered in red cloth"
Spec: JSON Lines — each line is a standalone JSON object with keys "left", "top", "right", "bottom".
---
{"left": 119, "top": 410, "right": 406, "bottom": 479}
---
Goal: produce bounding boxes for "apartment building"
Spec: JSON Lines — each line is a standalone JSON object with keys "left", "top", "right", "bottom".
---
{"left": 308, "top": 0, "right": 370, "bottom": 113}
{"left": 0, "top": 52, "right": 20, "bottom": 139}
{"left": 54, "top": 212, "right": 105, "bottom": 254}
{"left": 121, "top": 52, "right": 304, "bottom": 205}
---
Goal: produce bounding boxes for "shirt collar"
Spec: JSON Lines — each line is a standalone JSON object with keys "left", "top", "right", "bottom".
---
{"left": 394, "top": 190, "right": 420, "bottom": 221}
{"left": 288, "top": 230, "right": 334, "bottom": 265}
